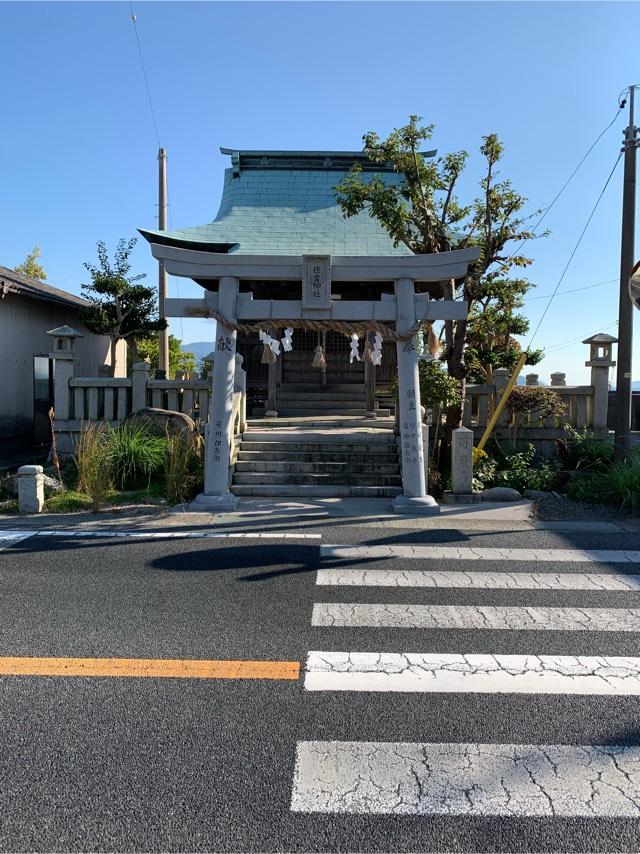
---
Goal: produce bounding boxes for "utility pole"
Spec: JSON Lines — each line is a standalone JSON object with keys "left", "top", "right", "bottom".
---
{"left": 614, "top": 86, "right": 638, "bottom": 459}
{"left": 158, "top": 147, "right": 170, "bottom": 378}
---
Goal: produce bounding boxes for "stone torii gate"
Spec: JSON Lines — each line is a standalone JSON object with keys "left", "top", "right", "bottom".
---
{"left": 143, "top": 243, "right": 480, "bottom": 513}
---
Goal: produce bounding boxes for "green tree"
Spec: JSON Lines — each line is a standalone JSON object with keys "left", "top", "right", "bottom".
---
{"left": 335, "top": 117, "right": 543, "bottom": 432}
{"left": 81, "top": 238, "right": 166, "bottom": 372}
{"left": 464, "top": 279, "right": 543, "bottom": 384}
{"left": 135, "top": 334, "right": 196, "bottom": 378}
{"left": 15, "top": 245, "right": 47, "bottom": 281}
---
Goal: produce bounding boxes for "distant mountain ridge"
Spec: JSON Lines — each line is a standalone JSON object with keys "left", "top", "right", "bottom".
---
{"left": 181, "top": 341, "right": 212, "bottom": 362}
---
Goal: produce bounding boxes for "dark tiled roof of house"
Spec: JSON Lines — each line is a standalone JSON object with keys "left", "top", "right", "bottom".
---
{"left": 0, "top": 266, "right": 87, "bottom": 309}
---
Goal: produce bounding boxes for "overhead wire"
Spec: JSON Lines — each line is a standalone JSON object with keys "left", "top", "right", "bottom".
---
{"left": 544, "top": 319, "right": 619, "bottom": 353}
{"left": 128, "top": 2, "right": 185, "bottom": 340}
{"left": 129, "top": 1, "right": 161, "bottom": 149}
{"left": 503, "top": 103, "right": 625, "bottom": 271}
{"left": 525, "top": 150, "right": 623, "bottom": 351}
{"left": 523, "top": 277, "right": 617, "bottom": 301}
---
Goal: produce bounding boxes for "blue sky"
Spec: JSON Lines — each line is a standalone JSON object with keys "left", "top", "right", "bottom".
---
{"left": 2, "top": 0, "right": 639, "bottom": 384}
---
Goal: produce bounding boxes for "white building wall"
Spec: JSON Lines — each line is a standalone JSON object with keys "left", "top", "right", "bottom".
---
{"left": 0, "top": 292, "right": 117, "bottom": 438}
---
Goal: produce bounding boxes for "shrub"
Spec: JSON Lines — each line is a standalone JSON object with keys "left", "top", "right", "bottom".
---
{"left": 506, "top": 386, "right": 566, "bottom": 443}
{"left": 165, "top": 433, "right": 203, "bottom": 505}
{"left": 557, "top": 425, "right": 614, "bottom": 472}
{"left": 103, "top": 423, "right": 168, "bottom": 490}
{"left": 568, "top": 458, "right": 640, "bottom": 514}
{"left": 490, "top": 444, "right": 560, "bottom": 493}
{"left": 418, "top": 360, "right": 462, "bottom": 411}
{"left": 472, "top": 449, "right": 497, "bottom": 492}
{"left": 74, "top": 421, "right": 111, "bottom": 511}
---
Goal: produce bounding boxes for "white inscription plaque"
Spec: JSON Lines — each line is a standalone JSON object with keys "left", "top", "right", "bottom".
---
{"left": 303, "top": 255, "right": 331, "bottom": 309}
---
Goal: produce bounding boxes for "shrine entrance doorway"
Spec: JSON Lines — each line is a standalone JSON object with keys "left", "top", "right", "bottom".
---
{"left": 281, "top": 330, "right": 365, "bottom": 386}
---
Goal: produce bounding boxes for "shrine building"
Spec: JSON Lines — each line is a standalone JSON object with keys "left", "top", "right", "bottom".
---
{"left": 140, "top": 148, "right": 479, "bottom": 514}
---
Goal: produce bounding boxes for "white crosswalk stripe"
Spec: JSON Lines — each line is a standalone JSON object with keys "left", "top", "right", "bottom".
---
{"left": 321, "top": 544, "right": 640, "bottom": 563}
{"left": 292, "top": 541, "right": 640, "bottom": 823}
{"left": 0, "top": 532, "right": 35, "bottom": 550}
{"left": 312, "top": 602, "right": 640, "bottom": 631}
{"left": 305, "top": 651, "right": 640, "bottom": 694}
{"left": 291, "top": 741, "right": 640, "bottom": 816}
{"left": 317, "top": 567, "right": 640, "bottom": 590}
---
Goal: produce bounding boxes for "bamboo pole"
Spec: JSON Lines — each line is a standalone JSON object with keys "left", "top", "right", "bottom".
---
{"left": 475, "top": 351, "right": 528, "bottom": 452}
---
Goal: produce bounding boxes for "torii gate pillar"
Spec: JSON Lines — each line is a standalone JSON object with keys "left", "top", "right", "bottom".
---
{"left": 189, "top": 276, "right": 240, "bottom": 511}
{"left": 392, "top": 277, "right": 440, "bottom": 515}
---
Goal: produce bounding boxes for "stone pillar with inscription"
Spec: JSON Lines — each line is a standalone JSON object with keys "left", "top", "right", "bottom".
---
{"left": 190, "top": 276, "right": 240, "bottom": 511}
{"left": 392, "top": 278, "right": 440, "bottom": 515}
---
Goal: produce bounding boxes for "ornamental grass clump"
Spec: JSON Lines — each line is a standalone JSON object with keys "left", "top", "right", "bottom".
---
{"left": 103, "top": 423, "right": 168, "bottom": 490}
{"left": 74, "top": 421, "right": 111, "bottom": 511}
{"left": 165, "top": 432, "right": 203, "bottom": 505}
{"left": 568, "top": 456, "right": 640, "bottom": 515}
{"left": 557, "top": 425, "right": 614, "bottom": 472}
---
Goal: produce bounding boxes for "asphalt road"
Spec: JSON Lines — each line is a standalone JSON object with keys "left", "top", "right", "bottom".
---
{"left": 1, "top": 524, "right": 640, "bottom": 852}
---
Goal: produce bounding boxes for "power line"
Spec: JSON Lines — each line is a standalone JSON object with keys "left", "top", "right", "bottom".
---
{"left": 502, "top": 103, "right": 624, "bottom": 270}
{"left": 127, "top": 5, "right": 186, "bottom": 343}
{"left": 544, "top": 319, "right": 619, "bottom": 353}
{"left": 129, "top": 1, "right": 161, "bottom": 148}
{"left": 526, "top": 151, "right": 623, "bottom": 350}
{"left": 524, "top": 277, "right": 618, "bottom": 301}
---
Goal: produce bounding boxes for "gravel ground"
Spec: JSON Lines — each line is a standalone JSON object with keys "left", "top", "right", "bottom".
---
{"left": 534, "top": 491, "right": 637, "bottom": 522}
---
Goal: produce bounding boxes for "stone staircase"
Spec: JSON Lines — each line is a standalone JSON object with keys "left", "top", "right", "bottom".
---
{"left": 267, "top": 385, "right": 391, "bottom": 418}
{"left": 230, "top": 419, "right": 402, "bottom": 497}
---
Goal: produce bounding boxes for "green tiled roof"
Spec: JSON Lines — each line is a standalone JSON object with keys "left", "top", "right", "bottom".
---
{"left": 139, "top": 149, "right": 417, "bottom": 257}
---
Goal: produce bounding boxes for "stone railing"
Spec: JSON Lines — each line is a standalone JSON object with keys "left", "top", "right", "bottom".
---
{"left": 51, "top": 356, "right": 247, "bottom": 456}
{"left": 463, "top": 368, "right": 601, "bottom": 456}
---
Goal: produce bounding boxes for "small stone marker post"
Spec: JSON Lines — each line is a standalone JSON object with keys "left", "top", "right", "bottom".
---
{"left": 18, "top": 465, "right": 44, "bottom": 514}
{"left": 451, "top": 427, "right": 474, "bottom": 495}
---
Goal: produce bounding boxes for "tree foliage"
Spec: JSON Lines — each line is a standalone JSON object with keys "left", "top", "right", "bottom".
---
{"left": 335, "top": 117, "right": 545, "bottom": 427}
{"left": 135, "top": 334, "right": 196, "bottom": 378}
{"left": 507, "top": 385, "right": 566, "bottom": 443}
{"left": 16, "top": 245, "right": 47, "bottom": 281}
{"left": 81, "top": 238, "right": 165, "bottom": 370}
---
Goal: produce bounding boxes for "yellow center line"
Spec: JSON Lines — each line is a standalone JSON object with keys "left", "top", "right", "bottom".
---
{"left": 0, "top": 656, "right": 300, "bottom": 680}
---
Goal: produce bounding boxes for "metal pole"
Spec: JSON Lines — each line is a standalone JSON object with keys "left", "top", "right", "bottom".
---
{"left": 158, "top": 147, "right": 170, "bottom": 378}
{"left": 614, "top": 86, "right": 637, "bottom": 459}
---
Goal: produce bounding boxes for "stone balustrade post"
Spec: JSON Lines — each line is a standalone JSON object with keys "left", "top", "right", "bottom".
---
{"left": 47, "top": 326, "right": 83, "bottom": 421}
{"left": 550, "top": 372, "right": 566, "bottom": 387}
{"left": 391, "top": 278, "right": 439, "bottom": 515}
{"left": 132, "top": 362, "right": 150, "bottom": 412}
{"left": 525, "top": 373, "right": 539, "bottom": 386}
{"left": 18, "top": 465, "right": 44, "bottom": 514}
{"left": 493, "top": 368, "right": 511, "bottom": 427}
{"left": 234, "top": 354, "right": 247, "bottom": 433}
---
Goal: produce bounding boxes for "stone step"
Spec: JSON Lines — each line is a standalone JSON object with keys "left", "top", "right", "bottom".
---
{"left": 249, "top": 417, "right": 395, "bottom": 429}
{"left": 277, "top": 392, "right": 368, "bottom": 402}
{"left": 240, "top": 440, "right": 397, "bottom": 453}
{"left": 234, "top": 461, "right": 401, "bottom": 474}
{"left": 237, "top": 450, "right": 399, "bottom": 463}
{"left": 274, "top": 408, "right": 386, "bottom": 417}
{"left": 230, "top": 484, "right": 403, "bottom": 498}
{"left": 280, "top": 384, "right": 367, "bottom": 393}
{"left": 272, "top": 404, "right": 391, "bottom": 419}
{"left": 233, "top": 472, "right": 402, "bottom": 486}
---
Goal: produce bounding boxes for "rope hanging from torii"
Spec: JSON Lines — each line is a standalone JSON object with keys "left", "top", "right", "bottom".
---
{"left": 205, "top": 307, "right": 440, "bottom": 351}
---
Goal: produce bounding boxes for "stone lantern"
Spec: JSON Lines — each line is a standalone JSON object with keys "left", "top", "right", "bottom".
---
{"left": 47, "top": 326, "right": 84, "bottom": 422}
{"left": 202, "top": 351, "right": 216, "bottom": 379}
{"left": 583, "top": 333, "right": 617, "bottom": 435}
{"left": 47, "top": 325, "right": 84, "bottom": 355}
